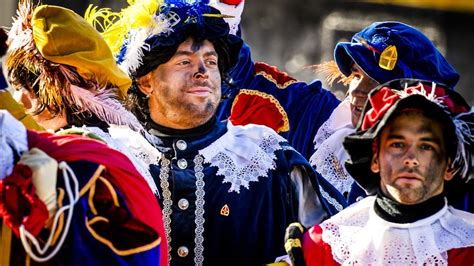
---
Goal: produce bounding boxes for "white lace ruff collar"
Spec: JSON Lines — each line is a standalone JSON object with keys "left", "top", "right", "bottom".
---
{"left": 310, "top": 100, "right": 354, "bottom": 194}
{"left": 199, "top": 121, "right": 287, "bottom": 193}
{"left": 0, "top": 110, "right": 28, "bottom": 180}
{"left": 320, "top": 196, "right": 474, "bottom": 265}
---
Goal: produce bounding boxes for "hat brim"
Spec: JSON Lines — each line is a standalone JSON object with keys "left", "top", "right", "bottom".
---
{"left": 334, "top": 42, "right": 407, "bottom": 84}
{"left": 334, "top": 42, "right": 377, "bottom": 79}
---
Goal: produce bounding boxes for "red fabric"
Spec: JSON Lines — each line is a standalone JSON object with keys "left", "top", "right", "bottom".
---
{"left": 362, "top": 84, "right": 468, "bottom": 130}
{"left": 254, "top": 62, "right": 296, "bottom": 88}
{"left": 0, "top": 164, "right": 49, "bottom": 237}
{"left": 303, "top": 225, "right": 339, "bottom": 266}
{"left": 229, "top": 91, "right": 288, "bottom": 132}
{"left": 448, "top": 246, "right": 474, "bottom": 265}
{"left": 219, "top": 0, "right": 243, "bottom": 5}
{"left": 27, "top": 130, "right": 168, "bottom": 266}
{"left": 361, "top": 86, "right": 400, "bottom": 130}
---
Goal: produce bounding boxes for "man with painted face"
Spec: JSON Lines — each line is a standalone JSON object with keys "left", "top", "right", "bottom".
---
{"left": 89, "top": 1, "right": 346, "bottom": 265}
{"left": 302, "top": 79, "right": 474, "bottom": 265}
{"left": 309, "top": 21, "right": 460, "bottom": 204}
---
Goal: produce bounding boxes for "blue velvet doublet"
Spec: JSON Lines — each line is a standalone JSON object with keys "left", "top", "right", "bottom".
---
{"left": 149, "top": 120, "right": 345, "bottom": 266}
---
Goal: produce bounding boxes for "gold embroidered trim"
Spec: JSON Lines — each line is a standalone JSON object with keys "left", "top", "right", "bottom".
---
{"left": 51, "top": 188, "right": 65, "bottom": 246}
{"left": 284, "top": 238, "right": 302, "bottom": 251}
{"left": 255, "top": 71, "right": 297, "bottom": 89}
{"left": 98, "top": 177, "right": 120, "bottom": 207}
{"left": 88, "top": 180, "right": 98, "bottom": 215}
{"left": 79, "top": 164, "right": 105, "bottom": 197}
{"left": 85, "top": 216, "right": 161, "bottom": 256}
{"left": 231, "top": 89, "right": 290, "bottom": 132}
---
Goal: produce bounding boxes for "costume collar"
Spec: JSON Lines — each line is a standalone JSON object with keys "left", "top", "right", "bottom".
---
{"left": 310, "top": 99, "right": 354, "bottom": 195}
{"left": 147, "top": 116, "right": 216, "bottom": 138}
{"left": 199, "top": 121, "right": 287, "bottom": 193}
{"left": 320, "top": 196, "right": 474, "bottom": 265}
{"left": 374, "top": 190, "right": 445, "bottom": 224}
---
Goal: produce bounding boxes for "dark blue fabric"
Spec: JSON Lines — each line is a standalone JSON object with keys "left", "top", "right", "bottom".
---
{"left": 0, "top": 66, "right": 8, "bottom": 91}
{"left": 334, "top": 21, "right": 459, "bottom": 89}
{"left": 149, "top": 120, "right": 345, "bottom": 266}
{"left": 216, "top": 43, "right": 341, "bottom": 160}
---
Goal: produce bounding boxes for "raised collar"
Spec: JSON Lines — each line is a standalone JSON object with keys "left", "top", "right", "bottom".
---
{"left": 374, "top": 190, "right": 446, "bottom": 224}
{"left": 147, "top": 116, "right": 216, "bottom": 138}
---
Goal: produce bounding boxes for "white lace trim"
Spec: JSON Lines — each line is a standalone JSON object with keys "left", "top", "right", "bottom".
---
{"left": 108, "top": 125, "right": 162, "bottom": 166}
{"left": 199, "top": 121, "right": 287, "bottom": 193}
{"left": 320, "top": 197, "right": 474, "bottom": 265}
{"left": 0, "top": 110, "right": 28, "bottom": 180}
{"left": 310, "top": 100, "right": 354, "bottom": 195}
{"left": 319, "top": 185, "right": 344, "bottom": 212}
{"left": 83, "top": 126, "right": 160, "bottom": 195}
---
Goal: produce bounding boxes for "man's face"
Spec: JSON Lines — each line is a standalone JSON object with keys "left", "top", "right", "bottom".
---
{"left": 139, "top": 37, "right": 222, "bottom": 129}
{"left": 348, "top": 64, "right": 379, "bottom": 127}
{"left": 371, "top": 111, "right": 454, "bottom": 204}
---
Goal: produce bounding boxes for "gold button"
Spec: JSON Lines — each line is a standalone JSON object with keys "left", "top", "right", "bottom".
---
{"left": 178, "top": 198, "right": 189, "bottom": 210}
{"left": 177, "top": 246, "right": 189, "bottom": 257}
{"left": 177, "top": 159, "right": 188, "bottom": 169}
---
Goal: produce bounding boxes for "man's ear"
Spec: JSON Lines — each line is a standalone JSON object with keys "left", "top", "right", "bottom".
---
{"left": 444, "top": 160, "right": 456, "bottom": 181}
{"left": 136, "top": 73, "right": 153, "bottom": 96}
{"left": 370, "top": 153, "right": 380, "bottom": 173}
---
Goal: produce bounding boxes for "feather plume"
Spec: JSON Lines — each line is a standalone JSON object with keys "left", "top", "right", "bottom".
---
{"left": 87, "top": 0, "right": 166, "bottom": 56}
{"left": 453, "top": 110, "right": 474, "bottom": 181}
{"left": 307, "top": 60, "right": 354, "bottom": 87}
{"left": 69, "top": 85, "right": 145, "bottom": 132}
{"left": 86, "top": 0, "right": 173, "bottom": 75}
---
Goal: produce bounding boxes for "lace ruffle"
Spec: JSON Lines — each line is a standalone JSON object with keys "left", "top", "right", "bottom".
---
{"left": 310, "top": 100, "right": 354, "bottom": 195}
{"left": 86, "top": 126, "right": 161, "bottom": 195}
{"left": 199, "top": 122, "right": 286, "bottom": 193}
{"left": 321, "top": 197, "right": 474, "bottom": 265}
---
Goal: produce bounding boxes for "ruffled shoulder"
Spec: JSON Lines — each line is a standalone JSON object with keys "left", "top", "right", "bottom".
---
{"left": 199, "top": 121, "right": 287, "bottom": 193}
{"left": 229, "top": 89, "right": 289, "bottom": 133}
{"left": 254, "top": 62, "right": 298, "bottom": 89}
{"left": 320, "top": 197, "right": 474, "bottom": 265}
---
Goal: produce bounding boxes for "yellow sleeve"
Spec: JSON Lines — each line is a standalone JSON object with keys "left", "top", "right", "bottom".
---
{"left": 0, "top": 91, "right": 44, "bottom": 131}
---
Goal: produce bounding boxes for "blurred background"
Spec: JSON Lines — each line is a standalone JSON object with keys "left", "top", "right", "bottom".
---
{"left": 1, "top": 0, "right": 473, "bottom": 103}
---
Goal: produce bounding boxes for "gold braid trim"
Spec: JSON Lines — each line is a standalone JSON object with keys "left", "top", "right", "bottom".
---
{"left": 255, "top": 71, "right": 297, "bottom": 89}
{"left": 284, "top": 238, "right": 302, "bottom": 252}
{"left": 85, "top": 216, "right": 162, "bottom": 256}
{"left": 231, "top": 89, "right": 290, "bottom": 133}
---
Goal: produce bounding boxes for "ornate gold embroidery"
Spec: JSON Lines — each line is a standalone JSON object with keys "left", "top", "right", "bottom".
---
{"left": 256, "top": 71, "right": 297, "bottom": 89}
{"left": 85, "top": 216, "right": 161, "bottom": 256}
{"left": 231, "top": 89, "right": 290, "bottom": 132}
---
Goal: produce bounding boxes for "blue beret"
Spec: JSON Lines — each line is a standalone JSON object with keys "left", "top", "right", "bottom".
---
{"left": 334, "top": 21, "right": 459, "bottom": 89}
